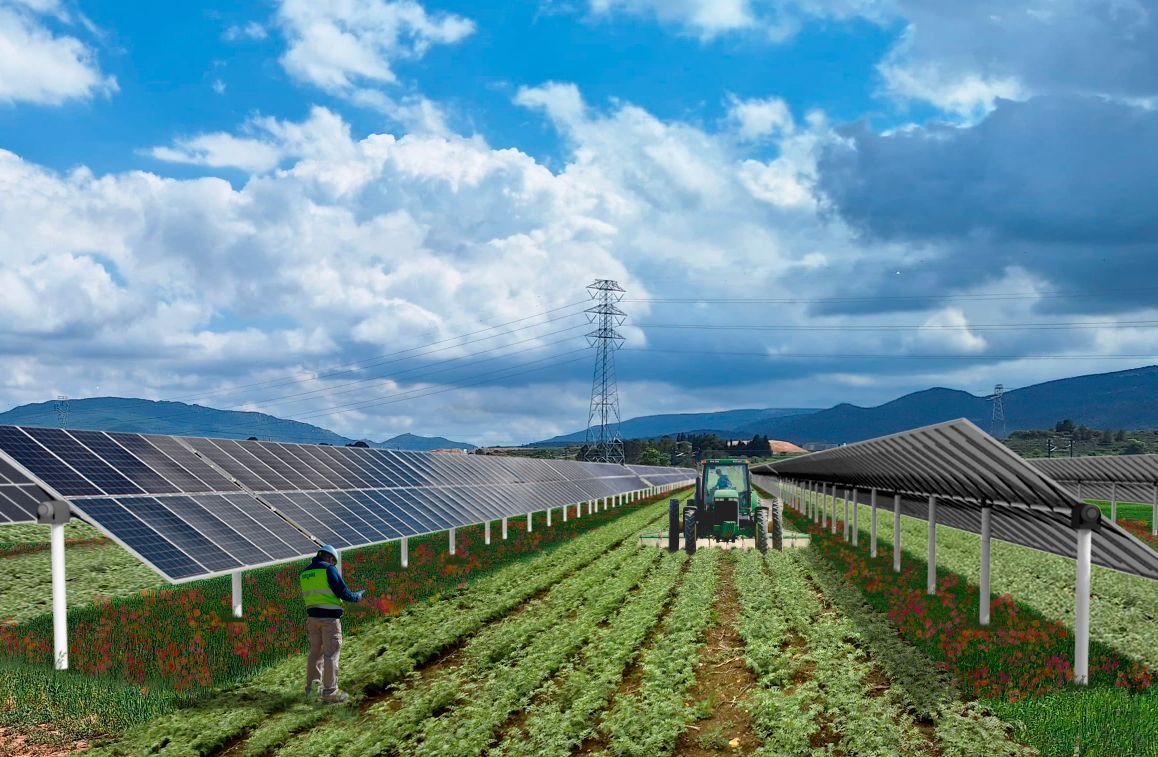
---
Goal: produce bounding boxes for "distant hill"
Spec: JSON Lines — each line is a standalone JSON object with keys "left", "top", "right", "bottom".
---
{"left": 0, "top": 397, "right": 475, "bottom": 451}
{"left": 532, "top": 408, "right": 818, "bottom": 446}
{"left": 740, "top": 365, "right": 1158, "bottom": 445}
{"left": 373, "top": 433, "right": 476, "bottom": 451}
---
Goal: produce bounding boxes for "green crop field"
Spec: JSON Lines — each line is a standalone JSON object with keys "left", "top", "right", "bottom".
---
{"left": 2, "top": 490, "right": 1154, "bottom": 756}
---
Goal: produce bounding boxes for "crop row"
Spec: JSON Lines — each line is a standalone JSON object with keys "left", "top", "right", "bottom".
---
{"left": 241, "top": 537, "right": 649, "bottom": 756}
{"left": 95, "top": 496, "right": 679, "bottom": 756}
{"left": 494, "top": 551, "right": 688, "bottom": 757}
{"left": 275, "top": 539, "right": 661, "bottom": 756}
{"left": 820, "top": 496, "right": 1158, "bottom": 668}
{"left": 598, "top": 548, "right": 722, "bottom": 756}
{"left": 795, "top": 549, "right": 1032, "bottom": 756}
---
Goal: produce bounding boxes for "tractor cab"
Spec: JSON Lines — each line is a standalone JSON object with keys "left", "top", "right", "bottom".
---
{"left": 683, "top": 459, "right": 767, "bottom": 552}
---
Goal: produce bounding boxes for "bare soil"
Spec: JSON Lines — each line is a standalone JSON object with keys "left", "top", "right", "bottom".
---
{"left": 674, "top": 554, "right": 759, "bottom": 756}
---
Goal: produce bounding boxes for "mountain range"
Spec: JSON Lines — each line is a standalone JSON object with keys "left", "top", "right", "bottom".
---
{"left": 4, "top": 365, "right": 1158, "bottom": 451}
{"left": 533, "top": 365, "right": 1158, "bottom": 446}
{"left": 0, "top": 397, "right": 476, "bottom": 451}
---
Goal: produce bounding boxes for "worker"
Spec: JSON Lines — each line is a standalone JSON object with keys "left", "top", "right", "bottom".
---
{"left": 301, "top": 545, "right": 365, "bottom": 703}
{"left": 715, "top": 472, "right": 733, "bottom": 490}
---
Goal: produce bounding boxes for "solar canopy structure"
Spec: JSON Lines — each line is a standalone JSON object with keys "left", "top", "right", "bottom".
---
{"left": 753, "top": 418, "right": 1158, "bottom": 685}
{"left": 0, "top": 424, "right": 694, "bottom": 669}
{"left": 1031, "top": 454, "right": 1158, "bottom": 537}
{"left": 628, "top": 464, "right": 698, "bottom": 488}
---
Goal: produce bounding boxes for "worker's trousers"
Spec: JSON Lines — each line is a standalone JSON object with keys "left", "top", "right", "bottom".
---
{"left": 305, "top": 617, "right": 342, "bottom": 697}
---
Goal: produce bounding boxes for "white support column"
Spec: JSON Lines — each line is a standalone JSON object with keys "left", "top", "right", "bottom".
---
{"left": 927, "top": 495, "right": 937, "bottom": 595}
{"left": 869, "top": 488, "right": 877, "bottom": 557}
{"left": 812, "top": 482, "right": 818, "bottom": 523}
{"left": 51, "top": 523, "right": 68, "bottom": 670}
{"left": 893, "top": 493, "right": 902, "bottom": 573}
{"left": 1111, "top": 482, "right": 1117, "bottom": 523}
{"left": 851, "top": 487, "right": 858, "bottom": 546}
{"left": 502, "top": 517, "right": 508, "bottom": 540}
{"left": 563, "top": 504, "right": 568, "bottom": 522}
{"left": 843, "top": 488, "right": 850, "bottom": 541}
{"left": 231, "top": 571, "right": 243, "bottom": 619}
{"left": 527, "top": 512, "right": 533, "bottom": 532}
{"left": 547, "top": 507, "right": 552, "bottom": 527}
{"left": 1152, "top": 484, "right": 1157, "bottom": 537}
{"left": 821, "top": 483, "right": 827, "bottom": 529}
{"left": 980, "top": 503, "right": 992, "bottom": 626}
{"left": 401, "top": 536, "right": 408, "bottom": 568}
{"left": 830, "top": 484, "right": 837, "bottom": 535}
{"left": 1074, "top": 528, "right": 1093, "bottom": 685}
{"left": 485, "top": 521, "right": 491, "bottom": 544}
{"left": 449, "top": 527, "right": 456, "bottom": 555}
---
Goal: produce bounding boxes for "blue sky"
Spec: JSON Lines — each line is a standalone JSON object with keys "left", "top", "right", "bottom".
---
{"left": 1, "top": 0, "right": 1157, "bottom": 445}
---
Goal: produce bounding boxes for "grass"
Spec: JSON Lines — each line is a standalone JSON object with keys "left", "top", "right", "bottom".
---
{"left": 988, "top": 687, "right": 1157, "bottom": 757}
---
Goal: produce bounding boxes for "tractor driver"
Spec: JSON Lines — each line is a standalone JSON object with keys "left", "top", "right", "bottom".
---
{"left": 714, "top": 472, "right": 733, "bottom": 491}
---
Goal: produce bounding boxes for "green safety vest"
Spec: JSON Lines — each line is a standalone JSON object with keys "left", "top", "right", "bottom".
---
{"left": 300, "top": 568, "right": 342, "bottom": 612}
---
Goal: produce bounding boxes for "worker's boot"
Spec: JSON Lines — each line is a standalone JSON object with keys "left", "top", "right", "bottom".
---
{"left": 321, "top": 690, "right": 350, "bottom": 704}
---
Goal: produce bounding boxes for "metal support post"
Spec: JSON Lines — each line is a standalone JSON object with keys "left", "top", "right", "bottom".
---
{"left": 980, "top": 503, "right": 992, "bottom": 626}
{"left": 927, "top": 495, "right": 937, "bottom": 595}
{"left": 232, "top": 571, "right": 243, "bottom": 619}
{"left": 51, "top": 522, "right": 68, "bottom": 669}
{"left": 830, "top": 484, "right": 837, "bottom": 535}
{"left": 821, "top": 483, "right": 827, "bottom": 529}
{"left": 449, "top": 527, "right": 455, "bottom": 554}
{"left": 563, "top": 504, "right": 568, "bottom": 522}
{"left": 893, "top": 493, "right": 902, "bottom": 573}
{"left": 547, "top": 507, "right": 552, "bottom": 527}
{"left": 851, "top": 487, "right": 858, "bottom": 546}
{"left": 870, "top": 488, "right": 877, "bottom": 557}
{"left": 485, "top": 520, "right": 491, "bottom": 544}
{"left": 401, "top": 536, "right": 408, "bottom": 568}
{"left": 843, "top": 488, "right": 850, "bottom": 540}
{"left": 527, "top": 512, "right": 533, "bottom": 532}
{"left": 502, "top": 517, "right": 508, "bottom": 539}
{"left": 1153, "top": 484, "right": 1157, "bottom": 537}
{"left": 1074, "top": 528, "right": 1093, "bottom": 685}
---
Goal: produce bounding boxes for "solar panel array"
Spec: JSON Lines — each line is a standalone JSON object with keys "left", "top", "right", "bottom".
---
{"left": 0, "top": 425, "right": 692, "bottom": 583}
{"left": 0, "top": 448, "right": 52, "bottom": 525}
{"left": 754, "top": 419, "right": 1158, "bottom": 580}
{"left": 627, "top": 464, "right": 697, "bottom": 487}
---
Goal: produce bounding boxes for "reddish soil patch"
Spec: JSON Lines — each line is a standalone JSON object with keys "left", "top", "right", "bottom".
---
{"left": 0, "top": 727, "right": 88, "bottom": 756}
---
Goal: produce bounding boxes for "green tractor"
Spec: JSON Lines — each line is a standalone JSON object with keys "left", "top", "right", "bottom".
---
{"left": 680, "top": 459, "right": 781, "bottom": 554}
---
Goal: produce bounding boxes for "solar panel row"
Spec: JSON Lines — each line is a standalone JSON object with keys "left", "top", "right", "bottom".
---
{"left": 762, "top": 478, "right": 1158, "bottom": 581}
{"left": 0, "top": 425, "right": 689, "bottom": 582}
{"left": 0, "top": 454, "right": 52, "bottom": 524}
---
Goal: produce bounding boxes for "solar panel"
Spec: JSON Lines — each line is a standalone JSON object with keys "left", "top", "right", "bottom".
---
{"left": 756, "top": 419, "right": 1158, "bottom": 580}
{"left": 0, "top": 454, "right": 52, "bottom": 524}
{"left": 0, "top": 424, "right": 664, "bottom": 583}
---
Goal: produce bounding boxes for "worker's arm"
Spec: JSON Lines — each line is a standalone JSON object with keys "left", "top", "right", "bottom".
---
{"left": 325, "top": 565, "right": 363, "bottom": 602}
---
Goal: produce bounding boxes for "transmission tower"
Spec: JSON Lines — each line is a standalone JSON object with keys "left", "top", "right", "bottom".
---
{"left": 989, "top": 384, "right": 1005, "bottom": 438}
{"left": 55, "top": 395, "right": 70, "bottom": 429}
{"left": 583, "top": 279, "right": 626, "bottom": 464}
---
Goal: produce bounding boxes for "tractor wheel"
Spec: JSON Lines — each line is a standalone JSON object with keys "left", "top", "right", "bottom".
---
{"left": 756, "top": 507, "right": 768, "bottom": 553}
{"left": 684, "top": 507, "right": 697, "bottom": 555}
{"left": 772, "top": 501, "right": 784, "bottom": 551}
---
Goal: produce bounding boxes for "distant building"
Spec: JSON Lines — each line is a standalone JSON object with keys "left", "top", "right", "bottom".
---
{"left": 430, "top": 448, "right": 468, "bottom": 454}
{"left": 768, "top": 439, "right": 808, "bottom": 455}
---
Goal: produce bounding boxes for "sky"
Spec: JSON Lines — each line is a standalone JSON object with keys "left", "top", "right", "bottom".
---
{"left": 1, "top": 0, "right": 1157, "bottom": 446}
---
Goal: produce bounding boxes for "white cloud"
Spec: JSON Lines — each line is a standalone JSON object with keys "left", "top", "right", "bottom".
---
{"left": 276, "top": 0, "right": 474, "bottom": 92}
{"left": 148, "top": 106, "right": 356, "bottom": 172}
{"left": 726, "top": 94, "right": 795, "bottom": 140}
{"left": 0, "top": 1, "right": 116, "bottom": 105}
{"left": 589, "top": 0, "right": 756, "bottom": 36}
{"left": 223, "top": 21, "right": 267, "bottom": 42}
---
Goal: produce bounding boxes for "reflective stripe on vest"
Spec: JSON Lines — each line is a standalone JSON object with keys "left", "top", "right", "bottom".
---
{"left": 300, "top": 568, "right": 342, "bottom": 611}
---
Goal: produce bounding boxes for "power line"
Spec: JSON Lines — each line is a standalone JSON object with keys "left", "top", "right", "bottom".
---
{"left": 624, "top": 287, "right": 1157, "bottom": 304}
{"left": 621, "top": 348, "right": 1158, "bottom": 360}
{"left": 636, "top": 320, "right": 1158, "bottom": 332}
{"left": 165, "top": 301, "right": 589, "bottom": 405}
